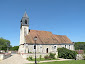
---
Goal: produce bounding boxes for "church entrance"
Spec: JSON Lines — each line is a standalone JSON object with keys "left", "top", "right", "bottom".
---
{"left": 46, "top": 48, "right": 48, "bottom": 53}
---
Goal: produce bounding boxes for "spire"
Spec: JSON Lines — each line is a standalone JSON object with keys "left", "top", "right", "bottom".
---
{"left": 23, "top": 11, "right": 28, "bottom": 18}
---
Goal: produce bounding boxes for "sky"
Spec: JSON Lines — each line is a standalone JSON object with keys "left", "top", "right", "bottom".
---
{"left": 0, "top": 0, "right": 85, "bottom": 46}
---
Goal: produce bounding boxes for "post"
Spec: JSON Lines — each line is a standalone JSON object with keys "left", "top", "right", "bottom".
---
{"left": 34, "top": 36, "right": 37, "bottom": 64}
{"left": 35, "top": 40, "right": 37, "bottom": 64}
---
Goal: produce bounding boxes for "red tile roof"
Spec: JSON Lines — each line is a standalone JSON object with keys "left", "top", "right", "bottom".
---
{"left": 75, "top": 50, "right": 84, "bottom": 54}
{"left": 25, "top": 30, "right": 73, "bottom": 44}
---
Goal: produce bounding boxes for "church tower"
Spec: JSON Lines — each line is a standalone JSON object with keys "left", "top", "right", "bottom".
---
{"left": 20, "top": 11, "right": 29, "bottom": 45}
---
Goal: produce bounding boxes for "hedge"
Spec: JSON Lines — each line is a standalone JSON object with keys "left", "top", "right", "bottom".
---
{"left": 57, "top": 47, "right": 77, "bottom": 59}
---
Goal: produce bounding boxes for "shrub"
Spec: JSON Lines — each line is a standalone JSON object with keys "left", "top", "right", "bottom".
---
{"left": 26, "top": 57, "right": 29, "bottom": 60}
{"left": 57, "top": 47, "right": 77, "bottom": 59}
{"left": 44, "top": 53, "right": 56, "bottom": 60}
{"left": 49, "top": 53, "right": 56, "bottom": 59}
{"left": 44, "top": 55, "right": 49, "bottom": 59}
{"left": 29, "top": 52, "right": 32, "bottom": 53}
{"left": 28, "top": 56, "right": 33, "bottom": 60}
{"left": 84, "top": 50, "right": 85, "bottom": 53}
{"left": 83, "top": 55, "right": 85, "bottom": 60}
{"left": 40, "top": 55, "right": 42, "bottom": 60}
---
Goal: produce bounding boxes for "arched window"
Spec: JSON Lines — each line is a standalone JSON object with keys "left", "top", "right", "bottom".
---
{"left": 54, "top": 46, "right": 56, "bottom": 49}
{"left": 46, "top": 48, "right": 48, "bottom": 53}
{"left": 69, "top": 45, "right": 70, "bottom": 49}
{"left": 65, "top": 45, "right": 66, "bottom": 48}
{"left": 25, "top": 20, "right": 27, "bottom": 24}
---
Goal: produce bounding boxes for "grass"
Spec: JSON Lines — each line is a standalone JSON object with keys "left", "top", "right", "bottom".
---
{"left": 27, "top": 58, "right": 59, "bottom": 61}
{"left": 38, "top": 60, "right": 85, "bottom": 64}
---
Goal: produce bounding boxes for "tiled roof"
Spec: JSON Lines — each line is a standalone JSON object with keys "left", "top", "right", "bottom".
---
{"left": 75, "top": 50, "right": 84, "bottom": 54}
{"left": 25, "top": 30, "right": 73, "bottom": 44}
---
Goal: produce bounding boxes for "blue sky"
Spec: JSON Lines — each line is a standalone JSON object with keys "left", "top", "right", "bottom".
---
{"left": 0, "top": 0, "right": 85, "bottom": 46}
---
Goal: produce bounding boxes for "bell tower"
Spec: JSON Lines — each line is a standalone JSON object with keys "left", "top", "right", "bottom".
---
{"left": 20, "top": 11, "right": 29, "bottom": 45}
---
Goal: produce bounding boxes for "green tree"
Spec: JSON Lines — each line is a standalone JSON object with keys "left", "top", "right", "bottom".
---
{"left": 0, "top": 37, "right": 11, "bottom": 51}
{"left": 57, "top": 47, "right": 77, "bottom": 59}
{"left": 74, "top": 42, "right": 85, "bottom": 50}
{"left": 9, "top": 46, "right": 19, "bottom": 51}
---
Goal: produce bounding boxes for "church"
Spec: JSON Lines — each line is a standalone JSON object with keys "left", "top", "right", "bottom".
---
{"left": 18, "top": 12, "right": 74, "bottom": 55}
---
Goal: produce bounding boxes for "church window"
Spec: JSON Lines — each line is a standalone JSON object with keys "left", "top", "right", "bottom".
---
{"left": 46, "top": 48, "right": 48, "bottom": 53}
{"left": 69, "top": 45, "right": 70, "bottom": 49}
{"left": 21, "top": 20, "right": 22, "bottom": 22}
{"left": 40, "top": 45, "right": 42, "bottom": 48}
{"left": 54, "top": 46, "right": 56, "bottom": 49}
{"left": 65, "top": 45, "right": 66, "bottom": 48}
{"left": 25, "top": 20, "right": 27, "bottom": 24}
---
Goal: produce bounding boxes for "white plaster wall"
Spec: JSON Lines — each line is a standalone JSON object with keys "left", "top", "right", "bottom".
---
{"left": 21, "top": 53, "right": 49, "bottom": 58}
{"left": 20, "top": 26, "right": 29, "bottom": 45}
{"left": 18, "top": 45, "right": 25, "bottom": 53}
{"left": 0, "top": 53, "right": 11, "bottom": 60}
{"left": 57, "top": 44, "right": 74, "bottom": 50}
{"left": 24, "top": 45, "right": 58, "bottom": 54}
{"left": 19, "top": 44, "right": 74, "bottom": 54}
{"left": 19, "top": 25, "right": 29, "bottom": 53}
{"left": 70, "top": 45, "right": 74, "bottom": 50}
{"left": 0, "top": 54, "right": 4, "bottom": 60}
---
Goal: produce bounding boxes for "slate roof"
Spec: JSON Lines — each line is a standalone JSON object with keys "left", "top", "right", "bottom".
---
{"left": 25, "top": 30, "right": 73, "bottom": 44}
{"left": 23, "top": 11, "right": 28, "bottom": 18}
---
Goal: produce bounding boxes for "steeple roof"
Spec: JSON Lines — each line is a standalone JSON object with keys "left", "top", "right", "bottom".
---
{"left": 23, "top": 11, "right": 28, "bottom": 18}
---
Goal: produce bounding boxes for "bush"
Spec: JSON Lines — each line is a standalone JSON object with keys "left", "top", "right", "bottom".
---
{"left": 84, "top": 50, "right": 85, "bottom": 53}
{"left": 28, "top": 56, "right": 33, "bottom": 60}
{"left": 74, "top": 42, "right": 85, "bottom": 50}
{"left": 57, "top": 47, "right": 77, "bottom": 59}
{"left": 49, "top": 53, "right": 56, "bottom": 59}
{"left": 83, "top": 55, "right": 85, "bottom": 60}
{"left": 40, "top": 55, "right": 42, "bottom": 60}
{"left": 44, "top": 55, "right": 49, "bottom": 59}
{"left": 44, "top": 53, "right": 56, "bottom": 60}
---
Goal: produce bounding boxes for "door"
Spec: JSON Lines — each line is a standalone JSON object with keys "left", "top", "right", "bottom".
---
{"left": 46, "top": 48, "right": 48, "bottom": 53}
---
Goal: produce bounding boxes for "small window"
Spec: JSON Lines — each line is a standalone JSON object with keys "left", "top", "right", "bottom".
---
{"left": 65, "top": 45, "right": 66, "bottom": 48}
{"left": 46, "top": 48, "right": 48, "bottom": 53}
{"left": 54, "top": 46, "right": 56, "bottom": 49}
{"left": 25, "top": 20, "right": 27, "bottom": 24}
{"left": 69, "top": 45, "right": 70, "bottom": 49}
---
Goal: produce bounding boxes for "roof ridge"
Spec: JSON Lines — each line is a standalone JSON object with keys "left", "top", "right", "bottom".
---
{"left": 30, "top": 29, "right": 52, "bottom": 33}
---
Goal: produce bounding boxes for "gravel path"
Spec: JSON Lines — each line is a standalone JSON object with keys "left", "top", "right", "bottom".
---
{"left": 0, "top": 54, "right": 73, "bottom": 64}
{"left": 0, "top": 54, "right": 33, "bottom": 64}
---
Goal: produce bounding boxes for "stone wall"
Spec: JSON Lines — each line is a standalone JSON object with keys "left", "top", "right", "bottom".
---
{"left": 20, "top": 52, "right": 58, "bottom": 59}
{"left": 20, "top": 53, "right": 49, "bottom": 58}
{"left": 0, "top": 53, "right": 5, "bottom": 60}
{"left": 76, "top": 54, "right": 85, "bottom": 60}
{"left": 19, "top": 44, "right": 74, "bottom": 54}
{"left": 0, "top": 53, "right": 11, "bottom": 60}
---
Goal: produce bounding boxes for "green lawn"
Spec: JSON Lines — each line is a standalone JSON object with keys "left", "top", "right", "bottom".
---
{"left": 27, "top": 58, "right": 59, "bottom": 61}
{"left": 38, "top": 60, "right": 85, "bottom": 64}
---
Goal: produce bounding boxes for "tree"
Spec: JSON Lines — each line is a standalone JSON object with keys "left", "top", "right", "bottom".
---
{"left": 0, "top": 37, "right": 11, "bottom": 51}
{"left": 74, "top": 42, "right": 85, "bottom": 50}
{"left": 9, "top": 46, "right": 19, "bottom": 51}
{"left": 57, "top": 47, "right": 77, "bottom": 59}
